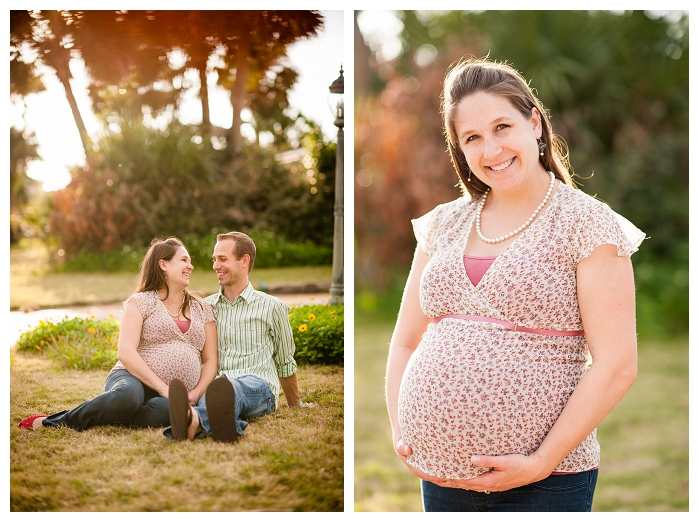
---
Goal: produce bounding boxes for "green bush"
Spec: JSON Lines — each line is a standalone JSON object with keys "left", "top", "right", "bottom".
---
{"left": 289, "top": 304, "right": 344, "bottom": 366}
{"left": 15, "top": 316, "right": 120, "bottom": 371}
{"left": 15, "top": 316, "right": 120, "bottom": 354}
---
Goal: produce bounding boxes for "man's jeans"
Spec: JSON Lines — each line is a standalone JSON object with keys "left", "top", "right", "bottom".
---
{"left": 42, "top": 369, "right": 170, "bottom": 430}
{"left": 164, "top": 374, "right": 275, "bottom": 440}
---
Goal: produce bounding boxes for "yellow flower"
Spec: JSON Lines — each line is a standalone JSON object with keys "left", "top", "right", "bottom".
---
{"left": 109, "top": 314, "right": 114, "bottom": 319}
{"left": 289, "top": 313, "right": 294, "bottom": 318}
{"left": 308, "top": 313, "right": 316, "bottom": 321}
{"left": 329, "top": 310, "right": 336, "bottom": 315}
{"left": 90, "top": 315, "right": 95, "bottom": 319}
{"left": 311, "top": 296, "right": 315, "bottom": 300}
{"left": 331, "top": 316, "right": 338, "bottom": 322}
{"left": 298, "top": 324, "right": 308, "bottom": 332}
{"left": 291, "top": 302, "right": 296, "bottom": 308}
{"left": 88, "top": 327, "right": 96, "bottom": 334}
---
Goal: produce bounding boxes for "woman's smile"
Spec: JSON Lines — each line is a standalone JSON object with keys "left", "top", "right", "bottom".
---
{"left": 487, "top": 157, "right": 515, "bottom": 172}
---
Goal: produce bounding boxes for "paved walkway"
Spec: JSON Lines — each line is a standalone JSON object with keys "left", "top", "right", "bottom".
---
{"left": 9, "top": 292, "right": 330, "bottom": 348}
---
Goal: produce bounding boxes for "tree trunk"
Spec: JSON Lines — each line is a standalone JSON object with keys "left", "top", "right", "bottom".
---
{"left": 56, "top": 63, "right": 90, "bottom": 155}
{"left": 197, "top": 62, "right": 210, "bottom": 132}
{"left": 229, "top": 30, "right": 251, "bottom": 153}
{"left": 46, "top": 11, "right": 90, "bottom": 158}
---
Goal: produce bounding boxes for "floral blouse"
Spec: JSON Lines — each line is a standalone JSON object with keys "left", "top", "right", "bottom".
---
{"left": 397, "top": 183, "right": 645, "bottom": 479}
{"left": 111, "top": 291, "right": 215, "bottom": 391}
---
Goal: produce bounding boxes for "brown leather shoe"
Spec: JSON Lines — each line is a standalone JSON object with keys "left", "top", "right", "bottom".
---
{"left": 205, "top": 378, "right": 239, "bottom": 443}
{"left": 168, "top": 379, "right": 192, "bottom": 441}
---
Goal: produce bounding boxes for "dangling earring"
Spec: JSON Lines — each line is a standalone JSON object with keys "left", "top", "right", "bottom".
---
{"left": 538, "top": 139, "right": 546, "bottom": 157}
{"left": 467, "top": 168, "right": 471, "bottom": 183}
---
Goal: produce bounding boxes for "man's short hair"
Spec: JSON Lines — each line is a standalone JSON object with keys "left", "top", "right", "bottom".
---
{"left": 217, "top": 232, "right": 256, "bottom": 272}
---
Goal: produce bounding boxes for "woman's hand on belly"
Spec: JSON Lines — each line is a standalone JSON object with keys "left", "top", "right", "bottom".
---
{"left": 394, "top": 438, "right": 473, "bottom": 488}
{"left": 443, "top": 453, "right": 550, "bottom": 493}
{"left": 394, "top": 437, "right": 413, "bottom": 458}
{"left": 396, "top": 448, "right": 459, "bottom": 489}
{"left": 394, "top": 438, "right": 447, "bottom": 485}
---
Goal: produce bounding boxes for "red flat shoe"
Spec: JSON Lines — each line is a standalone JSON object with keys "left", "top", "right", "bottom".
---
{"left": 18, "top": 414, "right": 49, "bottom": 429}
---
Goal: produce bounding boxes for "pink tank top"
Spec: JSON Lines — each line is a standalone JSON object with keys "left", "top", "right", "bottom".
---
{"left": 173, "top": 319, "right": 190, "bottom": 334}
{"left": 463, "top": 255, "right": 496, "bottom": 286}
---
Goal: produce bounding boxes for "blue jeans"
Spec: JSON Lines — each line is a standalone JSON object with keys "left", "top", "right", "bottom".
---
{"left": 163, "top": 374, "right": 275, "bottom": 440}
{"left": 421, "top": 469, "right": 598, "bottom": 512}
{"left": 42, "top": 369, "right": 170, "bottom": 430}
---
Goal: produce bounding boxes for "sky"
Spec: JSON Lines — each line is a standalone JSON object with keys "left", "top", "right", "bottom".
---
{"left": 11, "top": 10, "right": 344, "bottom": 192}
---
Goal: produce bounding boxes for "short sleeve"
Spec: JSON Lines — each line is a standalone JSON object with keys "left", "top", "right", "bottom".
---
{"left": 122, "top": 292, "right": 156, "bottom": 319}
{"left": 572, "top": 201, "right": 645, "bottom": 264}
{"left": 412, "top": 204, "right": 447, "bottom": 257}
{"left": 200, "top": 299, "right": 215, "bottom": 323}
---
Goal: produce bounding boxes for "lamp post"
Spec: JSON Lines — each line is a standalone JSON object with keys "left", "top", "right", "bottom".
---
{"left": 328, "top": 66, "right": 344, "bottom": 305}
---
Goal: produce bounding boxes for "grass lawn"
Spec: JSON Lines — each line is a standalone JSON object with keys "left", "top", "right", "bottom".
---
{"left": 10, "top": 242, "right": 331, "bottom": 310}
{"left": 354, "top": 306, "right": 689, "bottom": 512}
{"left": 10, "top": 346, "right": 344, "bottom": 511}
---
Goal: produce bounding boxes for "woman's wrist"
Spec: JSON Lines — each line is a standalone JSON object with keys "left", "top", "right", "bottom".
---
{"left": 527, "top": 449, "right": 559, "bottom": 481}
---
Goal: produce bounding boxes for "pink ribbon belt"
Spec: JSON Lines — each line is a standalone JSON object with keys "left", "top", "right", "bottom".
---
{"left": 433, "top": 314, "right": 584, "bottom": 337}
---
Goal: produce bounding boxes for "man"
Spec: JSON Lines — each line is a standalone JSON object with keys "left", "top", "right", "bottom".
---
{"left": 165, "top": 231, "right": 302, "bottom": 443}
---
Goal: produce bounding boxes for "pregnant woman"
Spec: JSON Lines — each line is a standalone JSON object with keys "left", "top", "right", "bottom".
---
{"left": 19, "top": 237, "right": 218, "bottom": 432}
{"left": 385, "top": 58, "right": 645, "bottom": 512}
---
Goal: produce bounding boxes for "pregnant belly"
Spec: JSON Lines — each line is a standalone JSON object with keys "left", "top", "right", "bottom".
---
{"left": 143, "top": 348, "right": 202, "bottom": 392}
{"left": 397, "top": 323, "right": 583, "bottom": 479}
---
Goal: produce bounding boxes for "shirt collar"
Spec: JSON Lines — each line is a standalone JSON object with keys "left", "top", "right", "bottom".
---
{"left": 212, "top": 282, "right": 254, "bottom": 305}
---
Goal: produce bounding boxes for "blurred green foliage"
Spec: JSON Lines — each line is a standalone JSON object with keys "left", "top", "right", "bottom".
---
{"left": 10, "top": 127, "right": 40, "bottom": 244}
{"left": 355, "top": 10, "right": 688, "bottom": 337}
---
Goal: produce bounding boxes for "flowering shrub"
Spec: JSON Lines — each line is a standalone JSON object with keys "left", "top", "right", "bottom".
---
{"left": 16, "top": 316, "right": 120, "bottom": 353}
{"left": 288, "top": 304, "right": 343, "bottom": 366}
{"left": 15, "top": 316, "right": 120, "bottom": 371}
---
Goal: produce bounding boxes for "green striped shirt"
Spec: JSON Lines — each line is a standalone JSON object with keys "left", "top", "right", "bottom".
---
{"left": 205, "top": 283, "right": 297, "bottom": 405}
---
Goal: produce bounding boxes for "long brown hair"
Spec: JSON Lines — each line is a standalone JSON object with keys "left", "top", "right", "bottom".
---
{"left": 134, "top": 237, "right": 196, "bottom": 320}
{"left": 441, "top": 57, "right": 577, "bottom": 198}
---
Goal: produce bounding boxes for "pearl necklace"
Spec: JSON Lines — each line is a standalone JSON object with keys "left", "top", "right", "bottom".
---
{"left": 163, "top": 291, "right": 185, "bottom": 318}
{"left": 476, "top": 171, "right": 555, "bottom": 244}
